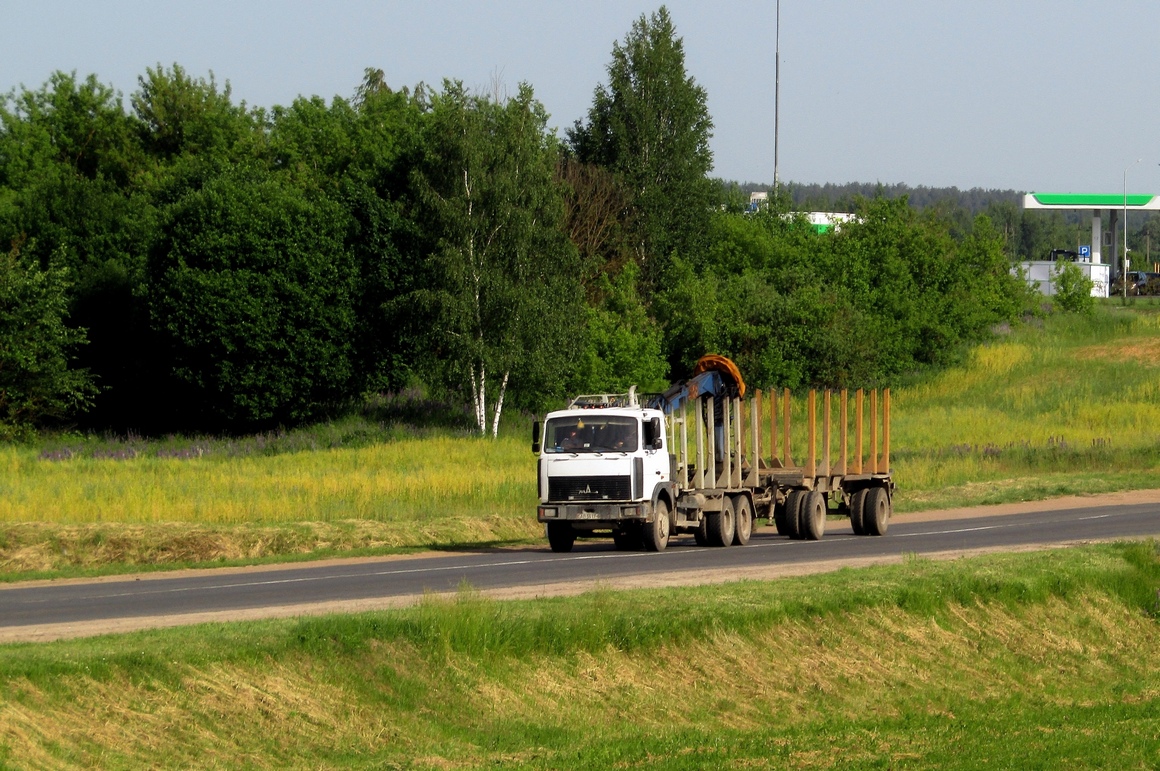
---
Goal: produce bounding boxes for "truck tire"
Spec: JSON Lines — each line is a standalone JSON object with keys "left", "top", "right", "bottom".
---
{"left": 849, "top": 488, "right": 868, "bottom": 536}
{"left": 772, "top": 497, "right": 789, "bottom": 535}
{"left": 862, "top": 486, "right": 891, "bottom": 536}
{"left": 547, "top": 522, "right": 576, "bottom": 553}
{"left": 707, "top": 497, "right": 736, "bottom": 547}
{"left": 783, "top": 490, "right": 805, "bottom": 539}
{"left": 642, "top": 499, "right": 671, "bottom": 552}
{"left": 799, "top": 491, "right": 826, "bottom": 541}
{"left": 732, "top": 495, "right": 753, "bottom": 546}
{"left": 693, "top": 516, "right": 710, "bottom": 546}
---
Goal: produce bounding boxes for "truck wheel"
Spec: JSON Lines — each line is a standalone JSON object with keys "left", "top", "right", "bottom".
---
{"left": 546, "top": 522, "right": 576, "bottom": 553}
{"left": 783, "top": 490, "right": 805, "bottom": 539}
{"left": 773, "top": 497, "right": 788, "bottom": 535}
{"left": 862, "top": 486, "right": 891, "bottom": 536}
{"left": 732, "top": 495, "right": 753, "bottom": 546}
{"left": 707, "top": 497, "right": 736, "bottom": 547}
{"left": 693, "top": 516, "right": 709, "bottom": 546}
{"left": 643, "top": 499, "right": 671, "bottom": 552}
{"left": 799, "top": 491, "right": 826, "bottom": 541}
{"left": 849, "top": 488, "right": 868, "bottom": 536}
{"left": 613, "top": 528, "right": 643, "bottom": 551}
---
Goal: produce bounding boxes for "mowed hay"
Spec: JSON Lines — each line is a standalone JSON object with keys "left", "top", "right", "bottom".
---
{"left": 474, "top": 593, "right": 1159, "bottom": 731}
{"left": 0, "top": 657, "right": 424, "bottom": 768}
{"left": 1, "top": 593, "right": 1156, "bottom": 768}
{"left": 1075, "top": 336, "right": 1160, "bottom": 365}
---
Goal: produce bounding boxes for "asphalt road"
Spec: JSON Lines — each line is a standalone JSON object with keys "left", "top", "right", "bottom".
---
{"left": 2, "top": 500, "right": 1158, "bottom": 634}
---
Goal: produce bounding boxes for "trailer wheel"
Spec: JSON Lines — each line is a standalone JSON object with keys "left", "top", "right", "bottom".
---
{"left": 783, "top": 490, "right": 805, "bottom": 539}
{"left": 732, "top": 495, "right": 753, "bottom": 546}
{"left": 799, "top": 491, "right": 826, "bottom": 541}
{"left": 772, "top": 498, "right": 788, "bottom": 535}
{"left": 643, "top": 499, "right": 671, "bottom": 552}
{"left": 862, "top": 486, "right": 891, "bottom": 536}
{"left": 547, "top": 522, "right": 576, "bottom": 553}
{"left": 849, "top": 488, "right": 868, "bottom": 536}
{"left": 707, "top": 497, "right": 736, "bottom": 547}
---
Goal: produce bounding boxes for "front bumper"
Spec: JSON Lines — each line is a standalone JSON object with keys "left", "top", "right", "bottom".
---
{"left": 537, "top": 501, "right": 652, "bottom": 526}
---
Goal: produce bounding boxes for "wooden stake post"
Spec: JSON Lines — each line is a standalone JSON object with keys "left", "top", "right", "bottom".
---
{"left": 855, "top": 389, "right": 864, "bottom": 474}
{"left": 783, "top": 388, "right": 792, "bottom": 468}
{"left": 807, "top": 390, "right": 816, "bottom": 478}
{"left": 748, "top": 391, "right": 761, "bottom": 486}
{"left": 822, "top": 390, "right": 831, "bottom": 477}
{"left": 839, "top": 389, "right": 848, "bottom": 475}
{"left": 883, "top": 388, "right": 891, "bottom": 473}
{"left": 769, "top": 389, "right": 779, "bottom": 468}
{"left": 733, "top": 396, "right": 743, "bottom": 488}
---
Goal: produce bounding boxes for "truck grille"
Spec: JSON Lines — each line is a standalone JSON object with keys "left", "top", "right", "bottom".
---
{"left": 548, "top": 475, "right": 632, "bottom": 502}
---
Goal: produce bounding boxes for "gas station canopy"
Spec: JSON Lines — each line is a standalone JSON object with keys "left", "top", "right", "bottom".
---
{"left": 1017, "top": 192, "right": 1160, "bottom": 298}
{"left": 1023, "top": 193, "right": 1160, "bottom": 210}
{"left": 1020, "top": 192, "right": 1159, "bottom": 274}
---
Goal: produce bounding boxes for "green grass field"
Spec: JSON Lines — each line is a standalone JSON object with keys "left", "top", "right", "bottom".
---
{"left": 2, "top": 543, "right": 1158, "bottom": 768}
{"left": 2, "top": 304, "right": 1160, "bottom": 578}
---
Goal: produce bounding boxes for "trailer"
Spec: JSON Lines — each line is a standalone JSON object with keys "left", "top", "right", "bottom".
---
{"left": 534, "top": 356, "right": 894, "bottom": 552}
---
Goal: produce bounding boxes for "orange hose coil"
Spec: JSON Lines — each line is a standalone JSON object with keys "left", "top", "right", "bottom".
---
{"left": 692, "top": 354, "right": 746, "bottom": 397}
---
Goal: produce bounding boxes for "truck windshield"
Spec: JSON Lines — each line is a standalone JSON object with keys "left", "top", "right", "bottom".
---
{"left": 545, "top": 415, "right": 639, "bottom": 453}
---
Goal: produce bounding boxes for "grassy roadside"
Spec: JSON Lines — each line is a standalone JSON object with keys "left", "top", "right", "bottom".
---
{"left": 3, "top": 304, "right": 1160, "bottom": 579}
{"left": 1, "top": 542, "right": 1158, "bottom": 768}
{"left": 891, "top": 303, "right": 1160, "bottom": 510}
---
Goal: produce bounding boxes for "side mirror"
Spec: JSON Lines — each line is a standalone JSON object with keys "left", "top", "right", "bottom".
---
{"left": 648, "top": 417, "right": 663, "bottom": 449}
{"left": 531, "top": 421, "right": 541, "bottom": 454}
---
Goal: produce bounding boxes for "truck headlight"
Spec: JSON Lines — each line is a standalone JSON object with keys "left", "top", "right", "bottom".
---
{"left": 539, "top": 506, "right": 557, "bottom": 518}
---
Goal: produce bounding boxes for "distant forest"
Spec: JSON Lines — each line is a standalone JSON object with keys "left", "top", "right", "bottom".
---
{"left": 721, "top": 179, "right": 1160, "bottom": 265}
{"left": 731, "top": 180, "right": 1020, "bottom": 216}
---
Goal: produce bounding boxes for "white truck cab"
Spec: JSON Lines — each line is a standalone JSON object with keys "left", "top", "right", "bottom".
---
{"left": 534, "top": 388, "right": 675, "bottom": 552}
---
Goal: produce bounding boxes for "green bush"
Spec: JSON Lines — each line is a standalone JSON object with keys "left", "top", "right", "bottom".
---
{"left": 1053, "top": 260, "right": 1095, "bottom": 314}
{"left": 0, "top": 251, "right": 95, "bottom": 436}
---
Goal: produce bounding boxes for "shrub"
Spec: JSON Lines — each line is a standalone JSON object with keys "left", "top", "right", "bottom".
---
{"left": 0, "top": 250, "right": 95, "bottom": 436}
{"left": 1053, "top": 260, "right": 1095, "bottom": 314}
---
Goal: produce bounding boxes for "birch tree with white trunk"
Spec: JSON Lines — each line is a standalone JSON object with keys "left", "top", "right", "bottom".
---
{"left": 410, "top": 81, "right": 581, "bottom": 437}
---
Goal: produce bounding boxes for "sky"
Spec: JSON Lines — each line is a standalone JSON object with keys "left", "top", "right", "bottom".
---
{"left": 4, "top": 0, "right": 1160, "bottom": 194}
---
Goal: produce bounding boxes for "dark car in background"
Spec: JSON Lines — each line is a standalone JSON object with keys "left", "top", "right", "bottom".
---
{"left": 1111, "top": 271, "right": 1160, "bottom": 296}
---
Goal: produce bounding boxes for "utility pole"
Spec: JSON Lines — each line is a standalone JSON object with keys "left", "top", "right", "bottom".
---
{"left": 1124, "top": 167, "right": 1128, "bottom": 302}
{"left": 1124, "top": 159, "right": 1141, "bottom": 301}
{"left": 773, "top": 0, "right": 780, "bottom": 194}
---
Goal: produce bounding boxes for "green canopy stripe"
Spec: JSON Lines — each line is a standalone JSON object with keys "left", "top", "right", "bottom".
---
{"left": 1032, "top": 193, "right": 1156, "bottom": 207}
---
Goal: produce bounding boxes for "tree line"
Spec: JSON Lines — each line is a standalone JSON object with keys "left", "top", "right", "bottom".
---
{"left": 0, "top": 6, "right": 1032, "bottom": 439}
